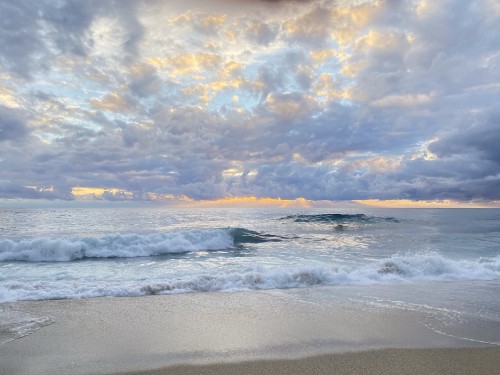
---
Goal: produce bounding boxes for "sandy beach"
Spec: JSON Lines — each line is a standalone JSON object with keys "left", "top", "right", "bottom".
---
{"left": 115, "top": 348, "right": 500, "bottom": 375}
{"left": 1, "top": 286, "right": 499, "bottom": 375}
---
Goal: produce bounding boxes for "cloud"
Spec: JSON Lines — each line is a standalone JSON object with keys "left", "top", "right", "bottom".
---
{"left": 262, "top": 92, "right": 317, "bottom": 119}
{"left": 0, "top": 1, "right": 96, "bottom": 77}
{"left": 147, "top": 53, "right": 222, "bottom": 78}
{"left": 127, "top": 63, "right": 162, "bottom": 98}
{"left": 0, "top": 1, "right": 144, "bottom": 78}
{"left": 90, "top": 92, "right": 138, "bottom": 113}
{"left": 0, "top": 106, "right": 29, "bottom": 142}
{"left": 0, "top": 0, "right": 499, "bottom": 202}
{"left": 0, "top": 1, "right": 46, "bottom": 77}
{"left": 193, "top": 13, "right": 227, "bottom": 35}
{"left": 0, "top": 181, "right": 73, "bottom": 200}
{"left": 41, "top": 0, "right": 95, "bottom": 56}
{"left": 394, "top": 108, "right": 500, "bottom": 200}
{"left": 283, "top": 5, "right": 333, "bottom": 45}
{"left": 244, "top": 20, "right": 279, "bottom": 45}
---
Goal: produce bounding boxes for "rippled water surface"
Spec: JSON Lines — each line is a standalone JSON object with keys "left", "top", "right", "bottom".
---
{"left": 1, "top": 207, "right": 499, "bottom": 302}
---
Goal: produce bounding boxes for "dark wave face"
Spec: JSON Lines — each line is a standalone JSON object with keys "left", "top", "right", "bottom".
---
{"left": 231, "top": 228, "right": 284, "bottom": 244}
{"left": 281, "top": 214, "right": 399, "bottom": 224}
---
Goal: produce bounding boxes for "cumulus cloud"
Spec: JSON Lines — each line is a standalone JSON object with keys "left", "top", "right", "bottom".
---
{"left": 0, "top": 0, "right": 499, "bottom": 202}
{"left": 0, "top": 1, "right": 144, "bottom": 78}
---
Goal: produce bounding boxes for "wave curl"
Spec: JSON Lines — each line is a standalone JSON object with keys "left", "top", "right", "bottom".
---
{"left": 0, "top": 228, "right": 281, "bottom": 262}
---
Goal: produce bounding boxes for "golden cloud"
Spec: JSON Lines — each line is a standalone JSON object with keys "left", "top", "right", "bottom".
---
{"left": 309, "top": 49, "right": 338, "bottom": 63}
{"left": 199, "top": 14, "right": 227, "bottom": 30}
{"left": 0, "top": 86, "right": 20, "bottom": 108}
{"left": 89, "top": 92, "right": 136, "bottom": 113}
{"left": 183, "top": 196, "right": 312, "bottom": 208}
{"left": 147, "top": 53, "right": 222, "bottom": 77}
{"left": 72, "top": 186, "right": 134, "bottom": 199}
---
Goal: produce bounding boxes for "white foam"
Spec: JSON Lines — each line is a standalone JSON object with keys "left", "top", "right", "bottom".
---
{"left": 0, "top": 229, "right": 234, "bottom": 262}
{"left": 0, "top": 306, "right": 54, "bottom": 344}
{"left": 1, "top": 252, "right": 499, "bottom": 302}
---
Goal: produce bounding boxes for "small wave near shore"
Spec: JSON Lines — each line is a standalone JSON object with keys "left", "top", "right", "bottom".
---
{"left": 1, "top": 252, "right": 499, "bottom": 302}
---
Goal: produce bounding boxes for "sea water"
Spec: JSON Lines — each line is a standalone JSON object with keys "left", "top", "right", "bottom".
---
{"left": 1, "top": 206, "right": 500, "bottom": 344}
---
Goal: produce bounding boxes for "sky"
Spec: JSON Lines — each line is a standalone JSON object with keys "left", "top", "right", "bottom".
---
{"left": 0, "top": 0, "right": 499, "bottom": 206}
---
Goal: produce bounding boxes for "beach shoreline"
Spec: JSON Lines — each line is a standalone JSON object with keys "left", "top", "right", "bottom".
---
{"left": 2, "top": 285, "right": 499, "bottom": 374}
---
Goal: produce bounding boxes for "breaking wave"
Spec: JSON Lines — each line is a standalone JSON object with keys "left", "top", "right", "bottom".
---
{"left": 0, "top": 228, "right": 282, "bottom": 262}
{"left": 2, "top": 252, "right": 499, "bottom": 302}
{"left": 281, "top": 213, "right": 398, "bottom": 224}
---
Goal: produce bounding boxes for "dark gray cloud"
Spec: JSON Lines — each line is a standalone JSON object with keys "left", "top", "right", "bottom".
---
{"left": 0, "top": 0, "right": 97, "bottom": 77}
{"left": 394, "top": 108, "right": 500, "bottom": 201}
{"left": 0, "top": 181, "right": 73, "bottom": 200}
{"left": 127, "top": 64, "right": 163, "bottom": 98}
{"left": 0, "top": 106, "right": 29, "bottom": 142}
{"left": 241, "top": 107, "right": 500, "bottom": 201}
{"left": 41, "top": 0, "right": 95, "bottom": 56}
{"left": 430, "top": 110, "right": 500, "bottom": 165}
{"left": 0, "top": 1, "right": 44, "bottom": 77}
{"left": 0, "top": 0, "right": 144, "bottom": 78}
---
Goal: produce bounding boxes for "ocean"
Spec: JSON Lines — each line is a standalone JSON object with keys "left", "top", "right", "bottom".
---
{"left": 1, "top": 206, "right": 500, "bottom": 346}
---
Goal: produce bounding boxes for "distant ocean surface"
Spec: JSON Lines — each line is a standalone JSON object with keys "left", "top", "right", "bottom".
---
{"left": 1, "top": 206, "right": 499, "bottom": 301}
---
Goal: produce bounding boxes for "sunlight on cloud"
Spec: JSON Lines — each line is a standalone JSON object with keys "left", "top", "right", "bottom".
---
{"left": 184, "top": 196, "right": 312, "bottom": 208}
{"left": 72, "top": 187, "right": 134, "bottom": 200}
{"left": 147, "top": 53, "right": 222, "bottom": 78}
{"left": 0, "top": 87, "right": 21, "bottom": 108}
{"left": 87, "top": 16, "right": 129, "bottom": 60}
{"left": 265, "top": 93, "right": 317, "bottom": 119}
{"left": 349, "top": 156, "right": 402, "bottom": 174}
{"left": 309, "top": 49, "right": 340, "bottom": 64}
{"left": 25, "top": 185, "right": 54, "bottom": 193}
{"left": 415, "top": 0, "right": 434, "bottom": 17}
{"left": 90, "top": 92, "right": 137, "bottom": 113}
{"left": 355, "top": 30, "right": 406, "bottom": 51}
{"left": 312, "top": 73, "right": 346, "bottom": 102}
{"left": 373, "top": 94, "right": 433, "bottom": 108}
{"left": 0, "top": 0, "right": 498, "bottom": 203}
{"left": 198, "top": 14, "right": 227, "bottom": 32}
{"left": 411, "top": 138, "right": 440, "bottom": 161}
{"left": 339, "top": 61, "right": 366, "bottom": 77}
{"left": 222, "top": 168, "right": 243, "bottom": 178}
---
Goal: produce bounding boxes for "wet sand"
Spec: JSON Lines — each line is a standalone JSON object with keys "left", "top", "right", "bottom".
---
{"left": 1, "top": 288, "right": 498, "bottom": 374}
{"left": 115, "top": 348, "right": 500, "bottom": 375}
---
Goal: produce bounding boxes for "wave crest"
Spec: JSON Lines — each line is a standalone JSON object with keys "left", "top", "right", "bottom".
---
{"left": 281, "top": 213, "right": 398, "bottom": 224}
{"left": 0, "top": 228, "right": 280, "bottom": 262}
{"left": 139, "top": 253, "right": 500, "bottom": 296}
{"left": 2, "top": 252, "right": 499, "bottom": 302}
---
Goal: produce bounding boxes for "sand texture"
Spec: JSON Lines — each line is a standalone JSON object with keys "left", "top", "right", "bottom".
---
{"left": 115, "top": 348, "right": 500, "bottom": 375}
{"left": 1, "top": 288, "right": 498, "bottom": 375}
